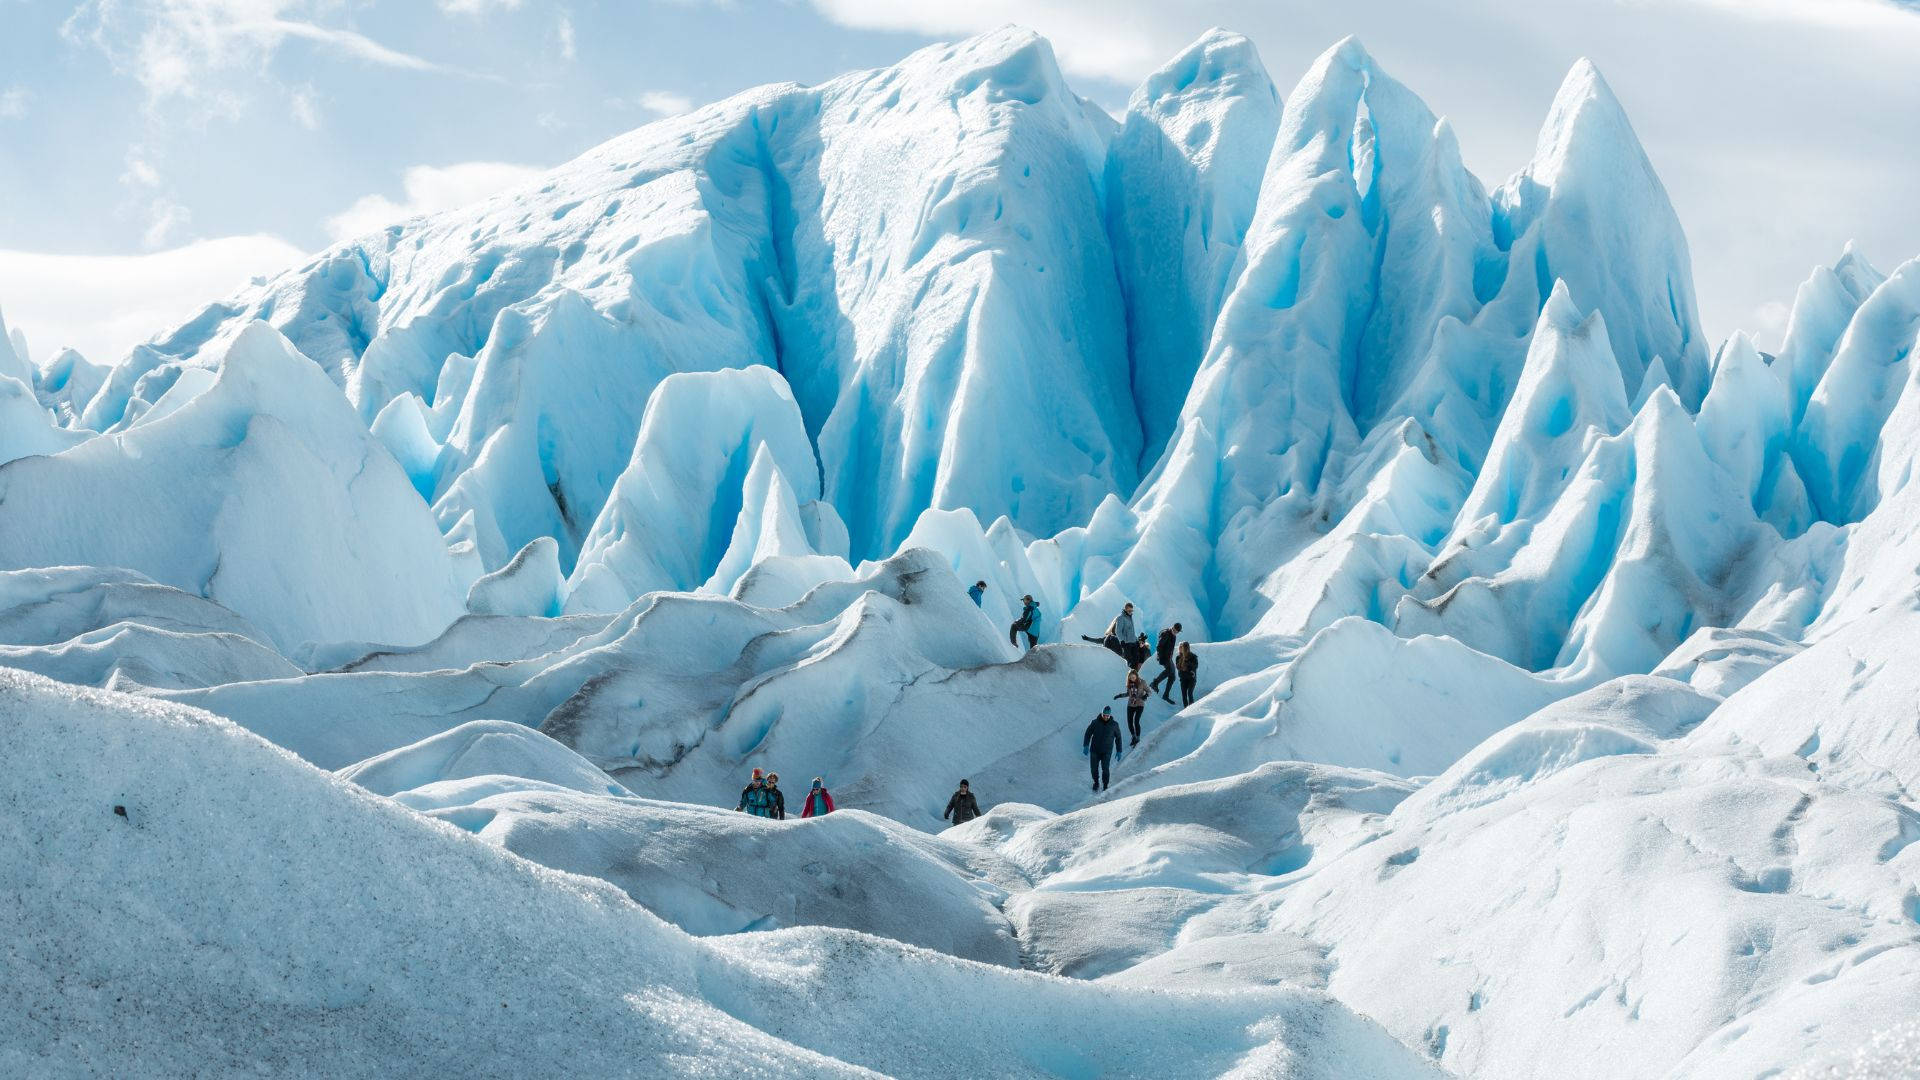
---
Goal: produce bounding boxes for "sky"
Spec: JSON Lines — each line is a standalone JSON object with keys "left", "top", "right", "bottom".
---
{"left": 0, "top": 0, "right": 1916, "bottom": 365}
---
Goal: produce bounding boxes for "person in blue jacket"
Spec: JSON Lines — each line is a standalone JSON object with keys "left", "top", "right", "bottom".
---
{"left": 968, "top": 580, "right": 988, "bottom": 607}
{"left": 1009, "top": 594, "right": 1041, "bottom": 650}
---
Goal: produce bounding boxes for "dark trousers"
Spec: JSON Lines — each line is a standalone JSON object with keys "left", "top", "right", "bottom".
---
{"left": 1010, "top": 625, "right": 1035, "bottom": 649}
{"left": 1150, "top": 661, "right": 1175, "bottom": 697}
{"left": 1179, "top": 675, "right": 1196, "bottom": 706}
{"left": 1125, "top": 705, "right": 1143, "bottom": 741}
{"left": 1090, "top": 752, "right": 1112, "bottom": 790}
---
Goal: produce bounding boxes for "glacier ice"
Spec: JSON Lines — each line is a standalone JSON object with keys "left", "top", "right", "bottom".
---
{"left": 5, "top": 23, "right": 1920, "bottom": 1080}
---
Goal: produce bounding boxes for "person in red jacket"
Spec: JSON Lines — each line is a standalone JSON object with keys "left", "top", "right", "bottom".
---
{"left": 800, "top": 777, "right": 835, "bottom": 817}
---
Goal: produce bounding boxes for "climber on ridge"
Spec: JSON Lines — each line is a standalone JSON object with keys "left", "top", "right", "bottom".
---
{"left": 1113, "top": 668, "right": 1150, "bottom": 746}
{"left": 736, "top": 769, "right": 775, "bottom": 817}
{"left": 969, "top": 580, "right": 987, "bottom": 607}
{"left": 944, "top": 779, "right": 983, "bottom": 827}
{"left": 1176, "top": 641, "right": 1201, "bottom": 707}
{"left": 1083, "top": 706, "right": 1125, "bottom": 793}
{"left": 1080, "top": 601, "right": 1138, "bottom": 658}
{"left": 1149, "top": 623, "right": 1182, "bottom": 701}
{"left": 800, "top": 777, "right": 835, "bottom": 817}
{"left": 1010, "top": 594, "right": 1041, "bottom": 650}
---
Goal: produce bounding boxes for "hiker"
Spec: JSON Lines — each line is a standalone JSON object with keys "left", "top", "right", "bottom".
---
{"left": 1080, "top": 602, "right": 1138, "bottom": 657}
{"left": 1148, "top": 623, "right": 1183, "bottom": 701}
{"left": 1113, "top": 669, "right": 1150, "bottom": 745}
{"left": 1176, "top": 642, "right": 1200, "bottom": 706}
{"left": 736, "top": 769, "right": 775, "bottom": 818}
{"left": 800, "top": 777, "right": 835, "bottom": 817}
{"left": 1009, "top": 594, "right": 1041, "bottom": 650}
{"left": 944, "top": 779, "right": 983, "bottom": 826}
{"left": 764, "top": 772, "right": 787, "bottom": 820}
{"left": 1083, "top": 706, "right": 1125, "bottom": 792}
{"left": 1123, "top": 632, "right": 1152, "bottom": 672}
{"left": 968, "top": 580, "right": 988, "bottom": 607}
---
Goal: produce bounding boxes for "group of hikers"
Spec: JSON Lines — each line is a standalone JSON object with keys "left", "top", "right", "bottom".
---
{"left": 735, "top": 769, "right": 835, "bottom": 819}
{"left": 736, "top": 768, "right": 984, "bottom": 828}
{"left": 732, "top": 584, "right": 1206, "bottom": 820}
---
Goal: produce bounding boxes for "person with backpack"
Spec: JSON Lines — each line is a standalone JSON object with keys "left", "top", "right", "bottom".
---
{"left": 800, "top": 777, "right": 835, "bottom": 817}
{"left": 968, "top": 580, "right": 988, "bottom": 607}
{"left": 1113, "top": 669, "right": 1150, "bottom": 746}
{"left": 1148, "top": 623, "right": 1182, "bottom": 701}
{"left": 1122, "top": 632, "right": 1152, "bottom": 672}
{"left": 944, "top": 780, "right": 983, "bottom": 826}
{"left": 1080, "top": 602, "right": 1138, "bottom": 658}
{"left": 736, "top": 769, "right": 775, "bottom": 818}
{"left": 764, "top": 772, "right": 787, "bottom": 820}
{"left": 1176, "top": 642, "right": 1200, "bottom": 706}
{"left": 1009, "top": 595, "right": 1041, "bottom": 650}
{"left": 1083, "top": 706, "right": 1125, "bottom": 792}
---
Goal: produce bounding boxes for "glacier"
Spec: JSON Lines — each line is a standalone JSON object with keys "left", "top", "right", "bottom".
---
{"left": 4, "top": 24, "right": 1920, "bottom": 1080}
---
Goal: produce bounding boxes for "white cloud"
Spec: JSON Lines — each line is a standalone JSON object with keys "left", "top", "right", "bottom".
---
{"left": 438, "top": 0, "right": 522, "bottom": 13}
{"left": 141, "top": 198, "right": 192, "bottom": 249}
{"left": 557, "top": 11, "right": 576, "bottom": 62}
{"left": 289, "top": 83, "right": 321, "bottom": 129}
{"left": 635, "top": 90, "right": 693, "bottom": 117}
{"left": 324, "top": 161, "right": 545, "bottom": 241}
{"left": 0, "top": 87, "right": 29, "bottom": 119}
{"left": 0, "top": 235, "right": 308, "bottom": 364}
{"left": 63, "top": 0, "right": 481, "bottom": 111}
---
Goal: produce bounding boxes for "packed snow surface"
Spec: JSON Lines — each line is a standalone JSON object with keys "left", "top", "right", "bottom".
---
{"left": 5, "top": 22, "right": 1920, "bottom": 1080}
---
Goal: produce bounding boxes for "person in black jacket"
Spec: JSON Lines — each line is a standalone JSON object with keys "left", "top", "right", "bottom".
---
{"left": 764, "top": 772, "right": 787, "bottom": 820}
{"left": 1121, "top": 633, "right": 1151, "bottom": 672}
{"left": 944, "top": 780, "right": 982, "bottom": 826}
{"left": 1083, "top": 706, "right": 1125, "bottom": 792}
{"left": 1176, "top": 642, "right": 1200, "bottom": 706}
{"left": 1148, "top": 623, "right": 1182, "bottom": 701}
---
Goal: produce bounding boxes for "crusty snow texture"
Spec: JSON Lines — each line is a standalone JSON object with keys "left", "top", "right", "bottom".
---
{"left": 4, "top": 23, "right": 1920, "bottom": 1080}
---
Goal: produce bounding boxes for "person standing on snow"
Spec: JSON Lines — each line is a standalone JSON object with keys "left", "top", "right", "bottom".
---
{"left": 1009, "top": 595, "right": 1041, "bottom": 650}
{"left": 1081, "top": 602, "right": 1138, "bottom": 657}
{"left": 1176, "top": 642, "right": 1201, "bottom": 707}
{"left": 1113, "top": 669, "right": 1150, "bottom": 746}
{"left": 736, "top": 769, "right": 775, "bottom": 817}
{"left": 800, "top": 777, "right": 835, "bottom": 817}
{"left": 1083, "top": 706, "right": 1125, "bottom": 792}
{"left": 1123, "top": 633, "right": 1152, "bottom": 672}
{"left": 944, "top": 779, "right": 983, "bottom": 826}
{"left": 968, "top": 580, "right": 988, "bottom": 607}
{"left": 1148, "top": 623, "right": 1182, "bottom": 701}
{"left": 764, "top": 772, "right": 787, "bottom": 820}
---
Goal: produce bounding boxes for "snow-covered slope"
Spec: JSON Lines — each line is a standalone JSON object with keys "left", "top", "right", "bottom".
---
{"left": 6, "top": 22, "right": 1920, "bottom": 1080}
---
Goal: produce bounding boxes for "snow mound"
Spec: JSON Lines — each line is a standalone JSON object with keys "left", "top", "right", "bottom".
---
{"left": 336, "top": 718, "right": 630, "bottom": 797}
{"left": 0, "top": 667, "right": 1440, "bottom": 1079}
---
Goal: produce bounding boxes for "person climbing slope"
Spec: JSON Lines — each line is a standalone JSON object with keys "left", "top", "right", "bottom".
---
{"left": 800, "top": 777, "right": 835, "bottom": 817}
{"left": 1176, "top": 642, "right": 1201, "bottom": 707}
{"left": 1149, "top": 623, "right": 1182, "bottom": 701}
{"left": 736, "top": 769, "right": 774, "bottom": 817}
{"left": 1080, "top": 602, "right": 1137, "bottom": 657}
{"left": 1009, "top": 595, "right": 1041, "bottom": 650}
{"left": 1113, "top": 669, "right": 1150, "bottom": 746}
{"left": 1083, "top": 706, "right": 1125, "bottom": 793}
{"left": 943, "top": 779, "right": 982, "bottom": 826}
{"left": 968, "top": 580, "right": 987, "bottom": 607}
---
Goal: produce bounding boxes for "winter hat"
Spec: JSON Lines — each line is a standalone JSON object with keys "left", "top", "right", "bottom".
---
{"left": 811, "top": 777, "right": 824, "bottom": 789}
{"left": 751, "top": 768, "right": 764, "bottom": 780}
{"left": 767, "top": 772, "right": 779, "bottom": 783}
{"left": 1101, "top": 706, "right": 1112, "bottom": 715}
